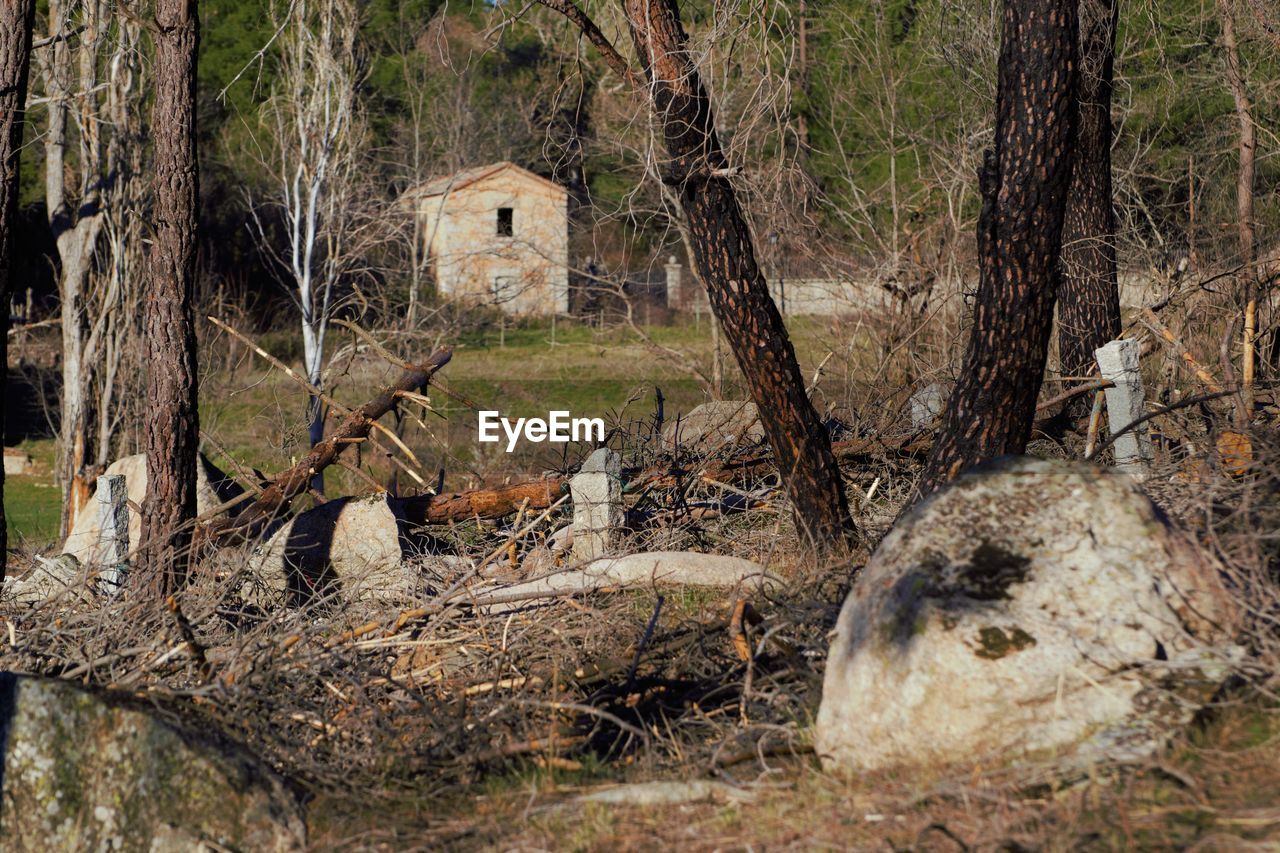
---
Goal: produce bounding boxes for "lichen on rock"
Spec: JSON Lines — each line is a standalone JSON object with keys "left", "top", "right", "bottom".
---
{"left": 0, "top": 673, "right": 306, "bottom": 851}
{"left": 816, "top": 457, "right": 1242, "bottom": 775}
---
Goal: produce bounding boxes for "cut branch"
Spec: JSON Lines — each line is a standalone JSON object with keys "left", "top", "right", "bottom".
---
{"left": 400, "top": 478, "right": 569, "bottom": 525}
{"left": 201, "top": 346, "right": 453, "bottom": 543}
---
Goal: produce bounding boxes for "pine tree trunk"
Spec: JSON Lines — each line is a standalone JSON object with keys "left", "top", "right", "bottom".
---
{"left": 1058, "top": 0, "right": 1119, "bottom": 402}
{"left": 0, "top": 0, "right": 37, "bottom": 583}
{"left": 620, "top": 0, "right": 855, "bottom": 555}
{"left": 914, "top": 0, "right": 1078, "bottom": 500}
{"left": 139, "top": 0, "right": 200, "bottom": 590}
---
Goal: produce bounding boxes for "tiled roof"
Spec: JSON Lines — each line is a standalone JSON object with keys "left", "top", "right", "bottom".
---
{"left": 404, "top": 161, "right": 566, "bottom": 198}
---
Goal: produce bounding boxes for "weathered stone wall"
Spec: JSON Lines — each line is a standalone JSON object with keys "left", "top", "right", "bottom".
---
{"left": 417, "top": 166, "right": 569, "bottom": 316}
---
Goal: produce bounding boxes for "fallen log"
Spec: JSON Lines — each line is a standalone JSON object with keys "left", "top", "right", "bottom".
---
{"left": 475, "top": 552, "right": 782, "bottom": 614}
{"left": 401, "top": 434, "right": 928, "bottom": 527}
{"left": 399, "top": 478, "right": 569, "bottom": 525}
{"left": 202, "top": 346, "right": 453, "bottom": 543}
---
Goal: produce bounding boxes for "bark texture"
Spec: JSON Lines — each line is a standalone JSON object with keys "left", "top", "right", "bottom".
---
{"left": 1219, "top": 0, "right": 1256, "bottom": 268}
{"left": 0, "top": 0, "right": 37, "bottom": 582}
{"left": 43, "top": 0, "right": 107, "bottom": 537}
{"left": 1218, "top": 0, "right": 1261, "bottom": 397}
{"left": 914, "top": 0, "right": 1078, "bottom": 499}
{"left": 139, "top": 0, "right": 201, "bottom": 589}
{"left": 619, "top": 0, "right": 855, "bottom": 554}
{"left": 1058, "top": 0, "right": 1119, "bottom": 394}
{"left": 402, "top": 478, "right": 568, "bottom": 525}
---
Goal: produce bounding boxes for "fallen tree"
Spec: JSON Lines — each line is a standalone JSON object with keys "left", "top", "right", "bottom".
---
{"left": 476, "top": 552, "right": 781, "bottom": 614}
{"left": 399, "top": 479, "right": 569, "bottom": 525}
{"left": 199, "top": 393, "right": 1086, "bottom": 543}
{"left": 195, "top": 319, "right": 1113, "bottom": 548}
{"left": 201, "top": 346, "right": 454, "bottom": 544}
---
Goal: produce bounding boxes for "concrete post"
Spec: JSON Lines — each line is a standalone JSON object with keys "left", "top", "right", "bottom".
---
{"left": 910, "top": 383, "right": 946, "bottom": 431}
{"left": 663, "top": 255, "right": 683, "bottom": 311}
{"left": 571, "top": 447, "right": 622, "bottom": 562}
{"left": 1094, "top": 339, "right": 1153, "bottom": 478}
{"left": 95, "top": 474, "right": 130, "bottom": 594}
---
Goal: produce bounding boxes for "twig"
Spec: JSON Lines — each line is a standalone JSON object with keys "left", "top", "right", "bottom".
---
{"left": 513, "top": 699, "right": 651, "bottom": 744}
{"left": 1083, "top": 390, "right": 1105, "bottom": 458}
{"left": 625, "top": 595, "right": 664, "bottom": 688}
{"left": 1086, "top": 389, "right": 1239, "bottom": 460}
{"left": 1140, "top": 307, "right": 1225, "bottom": 393}
{"left": 474, "top": 495, "right": 571, "bottom": 574}
{"left": 216, "top": 0, "right": 298, "bottom": 102}
{"left": 1035, "top": 379, "right": 1115, "bottom": 413}
{"left": 166, "top": 595, "right": 211, "bottom": 679}
{"left": 198, "top": 430, "right": 265, "bottom": 495}
{"left": 207, "top": 316, "right": 352, "bottom": 415}
{"left": 332, "top": 318, "right": 413, "bottom": 371}
{"left": 729, "top": 598, "right": 752, "bottom": 662}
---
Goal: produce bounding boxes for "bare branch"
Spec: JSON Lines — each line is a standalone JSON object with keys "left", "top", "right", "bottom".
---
{"left": 534, "top": 0, "right": 639, "bottom": 88}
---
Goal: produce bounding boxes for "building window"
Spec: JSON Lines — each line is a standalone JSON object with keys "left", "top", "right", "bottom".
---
{"left": 496, "top": 207, "right": 513, "bottom": 237}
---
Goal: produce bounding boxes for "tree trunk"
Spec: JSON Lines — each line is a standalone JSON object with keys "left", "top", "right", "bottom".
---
{"left": 43, "top": 0, "right": 105, "bottom": 539}
{"left": 1058, "top": 0, "right": 1119, "bottom": 405}
{"left": 0, "top": 0, "right": 37, "bottom": 582}
{"left": 303, "top": 322, "right": 327, "bottom": 493}
{"left": 619, "top": 0, "right": 855, "bottom": 555}
{"left": 57, "top": 249, "right": 93, "bottom": 536}
{"left": 914, "top": 0, "right": 1078, "bottom": 500}
{"left": 1219, "top": 0, "right": 1258, "bottom": 409}
{"left": 139, "top": 0, "right": 200, "bottom": 590}
{"left": 1219, "top": 0, "right": 1256, "bottom": 269}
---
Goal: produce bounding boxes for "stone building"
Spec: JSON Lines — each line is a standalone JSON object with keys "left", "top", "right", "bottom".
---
{"left": 402, "top": 162, "right": 569, "bottom": 315}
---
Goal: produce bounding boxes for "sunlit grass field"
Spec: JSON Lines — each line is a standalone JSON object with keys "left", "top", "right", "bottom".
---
{"left": 9, "top": 316, "right": 864, "bottom": 549}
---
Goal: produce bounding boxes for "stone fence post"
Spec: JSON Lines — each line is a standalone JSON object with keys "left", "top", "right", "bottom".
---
{"left": 1094, "top": 339, "right": 1153, "bottom": 478}
{"left": 95, "top": 474, "right": 129, "bottom": 593}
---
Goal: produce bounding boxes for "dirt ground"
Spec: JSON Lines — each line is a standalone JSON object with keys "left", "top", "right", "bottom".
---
{"left": 4, "top": 313, "right": 1279, "bottom": 851}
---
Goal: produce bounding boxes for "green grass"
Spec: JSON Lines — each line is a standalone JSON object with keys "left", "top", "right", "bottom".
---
{"left": 7, "top": 316, "right": 867, "bottom": 545}
{"left": 201, "top": 316, "right": 855, "bottom": 492}
{"left": 5, "top": 439, "right": 60, "bottom": 549}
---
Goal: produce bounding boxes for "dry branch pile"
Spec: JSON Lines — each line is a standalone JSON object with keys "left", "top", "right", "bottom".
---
{"left": 1, "top": 314, "right": 1277, "bottom": 832}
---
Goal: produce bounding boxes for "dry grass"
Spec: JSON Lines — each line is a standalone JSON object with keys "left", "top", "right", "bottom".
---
{"left": 3, "top": 288, "right": 1279, "bottom": 849}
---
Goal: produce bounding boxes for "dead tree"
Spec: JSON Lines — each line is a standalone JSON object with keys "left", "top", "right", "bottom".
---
{"left": 1058, "top": 0, "right": 1119, "bottom": 405}
{"left": 914, "top": 0, "right": 1078, "bottom": 499}
{"left": 139, "top": 0, "right": 200, "bottom": 589}
{"left": 38, "top": 1, "right": 145, "bottom": 537}
{"left": 0, "top": 0, "right": 37, "bottom": 582}
{"left": 203, "top": 347, "right": 454, "bottom": 544}
{"left": 40, "top": 0, "right": 106, "bottom": 534}
{"left": 252, "top": 0, "right": 365, "bottom": 494}
{"left": 1218, "top": 0, "right": 1259, "bottom": 407}
{"left": 534, "top": 0, "right": 855, "bottom": 555}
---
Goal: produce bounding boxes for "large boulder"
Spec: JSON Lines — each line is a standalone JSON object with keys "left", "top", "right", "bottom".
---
{"left": 662, "top": 401, "right": 765, "bottom": 452}
{"left": 816, "top": 457, "right": 1240, "bottom": 774}
{"left": 244, "top": 494, "right": 448, "bottom": 606}
{"left": 0, "top": 673, "right": 305, "bottom": 850}
{"left": 62, "top": 453, "right": 245, "bottom": 565}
